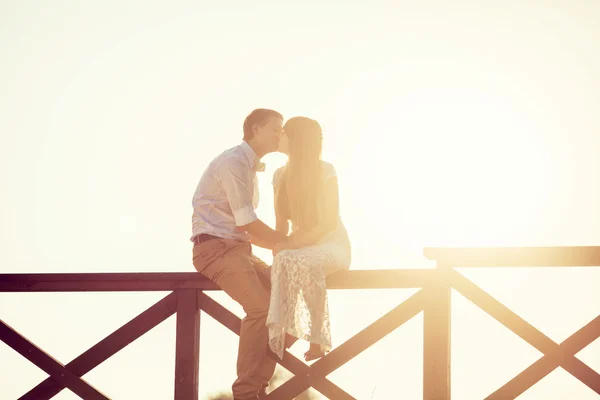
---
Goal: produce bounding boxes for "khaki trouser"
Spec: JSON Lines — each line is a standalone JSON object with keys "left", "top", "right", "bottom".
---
{"left": 192, "top": 238, "right": 276, "bottom": 399}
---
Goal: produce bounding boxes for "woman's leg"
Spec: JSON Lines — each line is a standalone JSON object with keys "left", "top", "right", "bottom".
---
{"left": 301, "top": 254, "right": 330, "bottom": 361}
{"left": 267, "top": 249, "right": 304, "bottom": 358}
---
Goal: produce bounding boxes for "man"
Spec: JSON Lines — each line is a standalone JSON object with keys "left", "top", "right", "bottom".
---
{"left": 191, "top": 109, "right": 287, "bottom": 400}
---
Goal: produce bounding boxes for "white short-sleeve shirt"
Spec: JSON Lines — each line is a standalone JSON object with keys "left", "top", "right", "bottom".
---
{"left": 191, "top": 141, "right": 263, "bottom": 241}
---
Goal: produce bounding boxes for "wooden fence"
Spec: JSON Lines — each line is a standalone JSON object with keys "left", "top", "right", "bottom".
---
{"left": 1, "top": 246, "right": 599, "bottom": 399}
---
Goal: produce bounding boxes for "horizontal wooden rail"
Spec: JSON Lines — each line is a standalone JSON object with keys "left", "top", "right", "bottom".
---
{"left": 0, "top": 269, "right": 439, "bottom": 292}
{"left": 424, "top": 246, "right": 600, "bottom": 267}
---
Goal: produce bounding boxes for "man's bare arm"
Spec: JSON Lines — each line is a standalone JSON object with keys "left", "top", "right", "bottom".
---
{"left": 250, "top": 234, "right": 276, "bottom": 250}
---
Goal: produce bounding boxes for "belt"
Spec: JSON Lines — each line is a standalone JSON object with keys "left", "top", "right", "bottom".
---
{"left": 192, "top": 234, "right": 220, "bottom": 246}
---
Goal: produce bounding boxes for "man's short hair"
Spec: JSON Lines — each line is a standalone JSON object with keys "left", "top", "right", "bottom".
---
{"left": 243, "top": 109, "right": 283, "bottom": 140}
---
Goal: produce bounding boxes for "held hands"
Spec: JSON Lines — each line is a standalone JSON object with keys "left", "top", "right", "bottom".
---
{"left": 272, "top": 230, "right": 305, "bottom": 257}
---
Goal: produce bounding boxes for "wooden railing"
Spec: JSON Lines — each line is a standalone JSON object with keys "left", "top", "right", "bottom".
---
{"left": 1, "top": 246, "right": 599, "bottom": 399}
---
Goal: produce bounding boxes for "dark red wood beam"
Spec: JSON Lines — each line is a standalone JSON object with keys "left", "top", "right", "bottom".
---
{"left": 21, "top": 292, "right": 177, "bottom": 400}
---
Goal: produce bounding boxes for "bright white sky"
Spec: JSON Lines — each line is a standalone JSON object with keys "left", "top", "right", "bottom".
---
{"left": 1, "top": 1, "right": 600, "bottom": 399}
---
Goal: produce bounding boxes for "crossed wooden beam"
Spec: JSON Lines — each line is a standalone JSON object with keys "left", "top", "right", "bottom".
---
{"left": 446, "top": 269, "right": 600, "bottom": 399}
{"left": 203, "top": 290, "right": 427, "bottom": 400}
{"left": 0, "top": 288, "right": 425, "bottom": 400}
{"left": 1, "top": 292, "right": 177, "bottom": 400}
{"left": 1, "top": 269, "right": 599, "bottom": 399}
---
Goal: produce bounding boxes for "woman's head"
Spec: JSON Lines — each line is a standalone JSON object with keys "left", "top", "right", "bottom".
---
{"left": 277, "top": 117, "right": 324, "bottom": 230}
{"left": 279, "top": 117, "right": 322, "bottom": 161}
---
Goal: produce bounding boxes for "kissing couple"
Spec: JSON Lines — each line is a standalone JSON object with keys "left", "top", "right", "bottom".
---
{"left": 191, "top": 109, "right": 351, "bottom": 400}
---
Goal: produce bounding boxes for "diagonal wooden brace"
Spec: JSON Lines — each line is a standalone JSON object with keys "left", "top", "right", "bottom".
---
{"left": 447, "top": 269, "right": 600, "bottom": 397}
{"left": 0, "top": 319, "right": 110, "bottom": 400}
{"left": 197, "top": 291, "right": 356, "bottom": 400}
{"left": 20, "top": 292, "right": 177, "bottom": 400}
{"left": 268, "top": 289, "right": 427, "bottom": 400}
{"left": 487, "top": 314, "right": 600, "bottom": 399}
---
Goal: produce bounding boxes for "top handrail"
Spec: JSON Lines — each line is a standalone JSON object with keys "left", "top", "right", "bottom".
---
{"left": 2, "top": 246, "right": 599, "bottom": 293}
{"left": 424, "top": 246, "right": 600, "bottom": 267}
{"left": 0, "top": 269, "right": 438, "bottom": 292}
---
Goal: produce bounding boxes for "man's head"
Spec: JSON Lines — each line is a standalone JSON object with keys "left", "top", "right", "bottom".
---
{"left": 243, "top": 108, "right": 284, "bottom": 157}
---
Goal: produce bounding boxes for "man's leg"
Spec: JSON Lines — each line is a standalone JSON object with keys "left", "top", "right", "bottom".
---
{"left": 194, "top": 240, "right": 271, "bottom": 399}
{"left": 249, "top": 255, "right": 278, "bottom": 389}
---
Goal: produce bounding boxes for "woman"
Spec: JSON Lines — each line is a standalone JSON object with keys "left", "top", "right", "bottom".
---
{"left": 266, "top": 116, "right": 351, "bottom": 362}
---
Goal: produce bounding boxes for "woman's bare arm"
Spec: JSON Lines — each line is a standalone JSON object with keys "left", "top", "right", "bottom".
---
{"left": 274, "top": 182, "right": 290, "bottom": 237}
{"left": 280, "top": 177, "right": 339, "bottom": 250}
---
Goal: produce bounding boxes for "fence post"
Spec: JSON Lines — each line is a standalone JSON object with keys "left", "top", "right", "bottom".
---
{"left": 423, "top": 262, "right": 451, "bottom": 400}
{"left": 174, "top": 289, "right": 200, "bottom": 400}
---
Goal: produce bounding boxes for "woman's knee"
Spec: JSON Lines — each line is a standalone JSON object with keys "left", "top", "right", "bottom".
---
{"left": 276, "top": 249, "right": 301, "bottom": 261}
{"left": 275, "top": 250, "right": 307, "bottom": 270}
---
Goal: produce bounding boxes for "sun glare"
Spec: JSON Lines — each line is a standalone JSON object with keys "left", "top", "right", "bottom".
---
{"left": 338, "top": 83, "right": 560, "bottom": 256}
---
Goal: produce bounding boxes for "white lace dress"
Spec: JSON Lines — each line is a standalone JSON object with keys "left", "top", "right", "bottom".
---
{"left": 266, "top": 162, "right": 352, "bottom": 359}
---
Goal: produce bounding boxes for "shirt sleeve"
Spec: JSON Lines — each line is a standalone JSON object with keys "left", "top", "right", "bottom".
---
{"left": 216, "top": 158, "right": 258, "bottom": 226}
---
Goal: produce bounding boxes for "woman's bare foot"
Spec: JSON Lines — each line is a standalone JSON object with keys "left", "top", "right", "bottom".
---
{"left": 304, "top": 349, "right": 325, "bottom": 361}
{"left": 304, "top": 344, "right": 325, "bottom": 361}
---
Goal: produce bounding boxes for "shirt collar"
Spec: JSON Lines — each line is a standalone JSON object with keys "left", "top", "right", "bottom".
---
{"left": 240, "top": 141, "right": 265, "bottom": 172}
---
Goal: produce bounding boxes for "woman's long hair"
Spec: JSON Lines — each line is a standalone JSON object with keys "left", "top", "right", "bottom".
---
{"left": 278, "top": 117, "right": 323, "bottom": 231}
